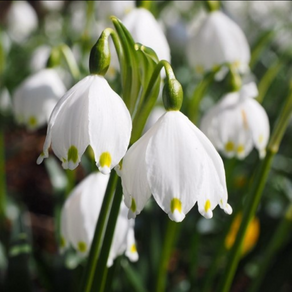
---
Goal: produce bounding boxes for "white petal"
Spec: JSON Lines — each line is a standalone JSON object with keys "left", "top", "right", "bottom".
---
{"left": 243, "top": 98, "right": 270, "bottom": 158}
{"left": 125, "top": 227, "right": 139, "bottom": 262}
{"left": 187, "top": 11, "right": 250, "bottom": 73}
{"left": 88, "top": 76, "right": 132, "bottom": 174}
{"left": 121, "top": 124, "right": 158, "bottom": 219}
{"left": 122, "top": 8, "right": 171, "bottom": 64}
{"left": 146, "top": 111, "right": 228, "bottom": 221}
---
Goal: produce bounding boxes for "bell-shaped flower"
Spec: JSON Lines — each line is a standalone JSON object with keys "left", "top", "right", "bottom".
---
{"left": 122, "top": 8, "right": 171, "bottom": 64}
{"left": 7, "top": 1, "right": 38, "bottom": 43}
{"left": 60, "top": 172, "right": 138, "bottom": 267}
{"left": 13, "top": 69, "right": 66, "bottom": 131}
{"left": 96, "top": 1, "right": 135, "bottom": 21}
{"left": 200, "top": 82, "right": 269, "bottom": 159}
{"left": 187, "top": 10, "right": 250, "bottom": 75}
{"left": 120, "top": 110, "right": 232, "bottom": 222}
{"left": 37, "top": 74, "right": 132, "bottom": 173}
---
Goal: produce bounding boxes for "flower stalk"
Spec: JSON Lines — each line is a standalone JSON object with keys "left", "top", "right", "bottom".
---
{"left": 0, "top": 125, "right": 6, "bottom": 221}
{"left": 79, "top": 171, "right": 119, "bottom": 292}
{"left": 217, "top": 82, "right": 292, "bottom": 292}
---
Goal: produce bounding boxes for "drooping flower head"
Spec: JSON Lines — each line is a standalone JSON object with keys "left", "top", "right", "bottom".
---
{"left": 122, "top": 7, "right": 171, "bottom": 64}
{"left": 13, "top": 69, "right": 66, "bottom": 131}
{"left": 200, "top": 82, "right": 270, "bottom": 159}
{"left": 37, "top": 32, "right": 132, "bottom": 173}
{"left": 120, "top": 75, "right": 232, "bottom": 222}
{"left": 187, "top": 10, "right": 250, "bottom": 76}
{"left": 60, "top": 172, "right": 138, "bottom": 267}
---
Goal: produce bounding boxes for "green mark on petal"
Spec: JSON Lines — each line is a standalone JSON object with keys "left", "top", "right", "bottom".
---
{"left": 28, "top": 116, "right": 37, "bottom": 127}
{"left": 131, "top": 198, "right": 136, "bottom": 213}
{"left": 67, "top": 145, "right": 78, "bottom": 164}
{"left": 171, "top": 198, "right": 182, "bottom": 214}
{"left": 77, "top": 241, "right": 87, "bottom": 253}
{"left": 225, "top": 141, "right": 234, "bottom": 152}
{"left": 60, "top": 236, "right": 66, "bottom": 248}
{"left": 130, "top": 244, "right": 137, "bottom": 253}
{"left": 99, "top": 152, "right": 112, "bottom": 168}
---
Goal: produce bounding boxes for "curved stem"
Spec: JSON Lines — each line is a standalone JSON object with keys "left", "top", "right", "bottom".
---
{"left": 155, "top": 219, "right": 180, "bottom": 292}
{"left": 59, "top": 44, "right": 80, "bottom": 81}
{"left": 79, "top": 171, "right": 118, "bottom": 292}
{"left": 131, "top": 60, "right": 174, "bottom": 144}
{"left": 90, "top": 177, "right": 123, "bottom": 292}
{"left": 217, "top": 85, "right": 292, "bottom": 292}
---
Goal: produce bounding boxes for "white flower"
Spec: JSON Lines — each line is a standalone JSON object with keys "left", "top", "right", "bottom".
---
{"left": 60, "top": 172, "right": 138, "bottom": 267}
{"left": 120, "top": 111, "right": 232, "bottom": 222}
{"left": 37, "top": 75, "right": 132, "bottom": 173}
{"left": 0, "top": 88, "right": 12, "bottom": 115}
{"left": 143, "top": 106, "right": 166, "bottom": 133}
{"left": 41, "top": 0, "right": 64, "bottom": 11}
{"left": 200, "top": 82, "right": 269, "bottom": 159}
{"left": 29, "top": 45, "right": 51, "bottom": 72}
{"left": 96, "top": 1, "right": 135, "bottom": 21}
{"left": 13, "top": 69, "right": 66, "bottom": 130}
{"left": 187, "top": 10, "right": 250, "bottom": 75}
{"left": 7, "top": 1, "right": 38, "bottom": 43}
{"left": 122, "top": 8, "right": 171, "bottom": 64}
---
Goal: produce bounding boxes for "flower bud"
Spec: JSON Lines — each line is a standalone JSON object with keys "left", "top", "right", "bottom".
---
{"left": 162, "top": 78, "right": 183, "bottom": 111}
{"left": 89, "top": 31, "right": 111, "bottom": 76}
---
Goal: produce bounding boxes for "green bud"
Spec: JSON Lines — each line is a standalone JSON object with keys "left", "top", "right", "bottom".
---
{"left": 136, "top": 0, "right": 152, "bottom": 10}
{"left": 89, "top": 31, "right": 111, "bottom": 75}
{"left": 204, "top": 1, "right": 221, "bottom": 12}
{"left": 163, "top": 79, "right": 183, "bottom": 111}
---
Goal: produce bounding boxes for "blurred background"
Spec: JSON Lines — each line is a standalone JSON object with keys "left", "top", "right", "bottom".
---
{"left": 1, "top": 1, "right": 292, "bottom": 291}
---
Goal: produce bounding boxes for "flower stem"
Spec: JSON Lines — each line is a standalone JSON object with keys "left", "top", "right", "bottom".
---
{"left": 256, "top": 57, "right": 284, "bottom": 103}
{"left": 59, "top": 44, "right": 80, "bottom": 81}
{"left": 90, "top": 176, "right": 123, "bottom": 292}
{"left": 79, "top": 171, "right": 118, "bottom": 292}
{"left": 217, "top": 83, "right": 292, "bottom": 292}
{"left": 187, "top": 71, "right": 217, "bottom": 124}
{"left": 248, "top": 204, "right": 292, "bottom": 292}
{"left": 155, "top": 219, "right": 180, "bottom": 292}
{"left": 131, "top": 60, "right": 174, "bottom": 144}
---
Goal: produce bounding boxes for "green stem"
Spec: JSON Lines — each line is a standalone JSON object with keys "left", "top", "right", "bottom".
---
{"left": 256, "top": 58, "right": 284, "bottom": 103}
{"left": 248, "top": 204, "right": 292, "bottom": 292}
{"left": 131, "top": 60, "right": 173, "bottom": 144}
{"left": 59, "top": 44, "right": 81, "bottom": 81}
{"left": 65, "top": 169, "right": 76, "bottom": 197}
{"left": 187, "top": 71, "right": 217, "bottom": 124}
{"left": 90, "top": 177, "right": 123, "bottom": 292}
{"left": 79, "top": 171, "right": 118, "bottom": 292}
{"left": 0, "top": 126, "right": 6, "bottom": 221}
{"left": 155, "top": 219, "right": 180, "bottom": 292}
{"left": 217, "top": 84, "right": 292, "bottom": 292}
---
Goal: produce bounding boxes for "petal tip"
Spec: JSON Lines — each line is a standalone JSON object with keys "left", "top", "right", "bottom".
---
{"left": 168, "top": 210, "right": 185, "bottom": 222}
{"left": 224, "top": 204, "right": 233, "bottom": 215}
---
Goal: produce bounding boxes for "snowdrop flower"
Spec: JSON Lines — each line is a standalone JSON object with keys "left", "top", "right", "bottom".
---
{"left": 122, "top": 8, "right": 171, "bottom": 64}
{"left": 96, "top": 1, "right": 135, "bottom": 21}
{"left": 41, "top": 0, "right": 64, "bottom": 11}
{"left": 201, "top": 82, "right": 269, "bottom": 159}
{"left": 29, "top": 45, "right": 51, "bottom": 72}
{"left": 120, "top": 78, "right": 232, "bottom": 222}
{"left": 143, "top": 106, "right": 166, "bottom": 133}
{"left": 0, "top": 88, "right": 12, "bottom": 116}
{"left": 37, "top": 74, "right": 132, "bottom": 173}
{"left": 187, "top": 10, "right": 250, "bottom": 76}
{"left": 13, "top": 69, "right": 66, "bottom": 131}
{"left": 7, "top": 1, "right": 38, "bottom": 43}
{"left": 60, "top": 172, "right": 138, "bottom": 266}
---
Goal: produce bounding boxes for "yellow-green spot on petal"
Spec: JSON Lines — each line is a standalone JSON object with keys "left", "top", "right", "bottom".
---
{"left": 131, "top": 198, "right": 136, "bottom": 213}
{"left": 170, "top": 198, "right": 182, "bottom": 214}
{"left": 258, "top": 134, "right": 264, "bottom": 144}
{"left": 60, "top": 236, "right": 66, "bottom": 248}
{"left": 130, "top": 244, "right": 137, "bottom": 253}
{"left": 28, "top": 116, "right": 37, "bottom": 127}
{"left": 233, "top": 60, "right": 241, "bottom": 69}
{"left": 67, "top": 145, "right": 78, "bottom": 164}
{"left": 99, "top": 152, "right": 112, "bottom": 168}
{"left": 225, "top": 141, "right": 234, "bottom": 152}
{"left": 220, "top": 199, "right": 223, "bottom": 205}
{"left": 237, "top": 144, "right": 245, "bottom": 154}
{"left": 204, "top": 200, "right": 211, "bottom": 213}
{"left": 77, "top": 241, "right": 87, "bottom": 253}
{"left": 195, "top": 65, "right": 204, "bottom": 74}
